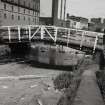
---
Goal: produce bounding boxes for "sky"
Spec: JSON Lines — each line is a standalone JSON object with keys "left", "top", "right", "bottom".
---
{"left": 40, "top": 0, "right": 105, "bottom": 18}
{"left": 66, "top": 0, "right": 105, "bottom": 18}
{"left": 40, "top": 0, "right": 52, "bottom": 17}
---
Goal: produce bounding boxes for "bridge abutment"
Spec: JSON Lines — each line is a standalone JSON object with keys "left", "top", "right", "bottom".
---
{"left": 9, "top": 43, "right": 31, "bottom": 58}
{"left": 93, "top": 51, "right": 102, "bottom": 64}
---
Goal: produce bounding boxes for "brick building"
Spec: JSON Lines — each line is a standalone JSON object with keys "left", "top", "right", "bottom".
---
{"left": 0, "top": 0, "right": 40, "bottom": 26}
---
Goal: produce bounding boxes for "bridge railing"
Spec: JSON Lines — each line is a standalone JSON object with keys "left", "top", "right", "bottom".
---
{"left": 0, "top": 25, "right": 104, "bottom": 53}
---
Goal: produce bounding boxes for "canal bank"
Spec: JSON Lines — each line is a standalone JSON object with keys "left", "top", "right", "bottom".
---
{"left": 73, "top": 64, "right": 104, "bottom": 105}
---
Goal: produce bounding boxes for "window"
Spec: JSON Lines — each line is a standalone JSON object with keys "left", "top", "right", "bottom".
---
{"left": 24, "top": 1, "right": 25, "bottom": 6}
{"left": 34, "top": 18, "right": 36, "bottom": 24}
{"left": 35, "top": 17, "right": 37, "bottom": 24}
{"left": 4, "top": 3, "right": 6, "bottom": 10}
{"left": 61, "top": 22, "right": 63, "bottom": 26}
{"left": 37, "top": 18, "right": 39, "bottom": 23}
{"left": 28, "top": 10, "right": 30, "bottom": 14}
{"left": 33, "top": 18, "right": 34, "bottom": 22}
{"left": 4, "top": 13, "right": 7, "bottom": 19}
{"left": 36, "top": 4, "right": 38, "bottom": 10}
{"left": 18, "top": 15, "right": 20, "bottom": 20}
{"left": 18, "top": 0, "right": 20, "bottom": 4}
{"left": 36, "top": 12, "right": 38, "bottom": 16}
{"left": 11, "top": 0, "right": 14, "bottom": 3}
{"left": 74, "top": 22, "right": 76, "bottom": 25}
{"left": 33, "top": 5, "right": 34, "bottom": 10}
{"left": 38, "top": 3, "right": 40, "bottom": 10}
{"left": 24, "top": 16, "right": 25, "bottom": 21}
{"left": 28, "top": 17, "right": 30, "bottom": 21}
{"left": 35, "top": 4, "right": 36, "bottom": 10}
{"left": 12, "top": 14, "right": 14, "bottom": 20}
{"left": 24, "top": 9, "right": 25, "bottom": 13}
{"left": 11, "top": 5, "right": 14, "bottom": 12}
{"left": 37, "top": 12, "right": 39, "bottom": 16}
{"left": 18, "top": 7, "right": 20, "bottom": 12}
{"left": 29, "top": 3, "right": 30, "bottom": 8}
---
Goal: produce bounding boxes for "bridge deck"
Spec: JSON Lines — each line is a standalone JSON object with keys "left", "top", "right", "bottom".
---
{"left": 0, "top": 25, "right": 104, "bottom": 53}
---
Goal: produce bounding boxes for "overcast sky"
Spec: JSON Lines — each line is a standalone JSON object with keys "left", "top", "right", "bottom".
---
{"left": 40, "top": 0, "right": 52, "bottom": 17}
{"left": 66, "top": 0, "right": 105, "bottom": 18}
{"left": 40, "top": 0, "right": 105, "bottom": 18}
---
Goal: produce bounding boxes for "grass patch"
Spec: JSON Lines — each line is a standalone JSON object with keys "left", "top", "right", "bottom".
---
{"left": 53, "top": 72, "right": 73, "bottom": 90}
{"left": 96, "top": 70, "right": 105, "bottom": 102}
{"left": 53, "top": 69, "right": 83, "bottom": 105}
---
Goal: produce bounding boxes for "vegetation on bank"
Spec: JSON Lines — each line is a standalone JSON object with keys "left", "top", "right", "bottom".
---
{"left": 53, "top": 69, "right": 83, "bottom": 105}
{"left": 96, "top": 70, "right": 105, "bottom": 102}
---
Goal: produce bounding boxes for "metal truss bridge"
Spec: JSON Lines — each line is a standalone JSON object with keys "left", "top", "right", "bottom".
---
{"left": 0, "top": 25, "right": 104, "bottom": 53}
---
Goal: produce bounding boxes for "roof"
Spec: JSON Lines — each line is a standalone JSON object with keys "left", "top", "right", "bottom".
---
{"left": 67, "top": 15, "right": 88, "bottom": 23}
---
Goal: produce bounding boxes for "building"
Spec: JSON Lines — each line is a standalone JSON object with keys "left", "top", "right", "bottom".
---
{"left": 40, "top": 0, "right": 67, "bottom": 27}
{"left": 66, "top": 15, "right": 88, "bottom": 30}
{"left": 0, "top": 0, "right": 40, "bottom": 26}
{"left": 89, "top": 18, "right": 105, "bottom": 32}
{"left": 91, "top": 18, "right": 102, "bottom": 24}
{"left": 39, "top": 17, "right": 52, "bottom": 25}
{"left": 88, "top": 22, "right": 96, "bottom": 32}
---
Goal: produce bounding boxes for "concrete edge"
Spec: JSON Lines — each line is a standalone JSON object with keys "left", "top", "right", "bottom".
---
{"left": 0, "top": 75, "right": 48, "bottom": 80}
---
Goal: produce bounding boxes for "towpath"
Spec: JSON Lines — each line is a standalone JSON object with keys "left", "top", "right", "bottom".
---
{"left": 73, "top": 64, "right": 104, "bottom": 105}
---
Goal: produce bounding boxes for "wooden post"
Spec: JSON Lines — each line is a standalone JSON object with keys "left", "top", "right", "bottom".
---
{"left": 80, "top": 31, "right": 85, "bottom": 50}
{"left": 67, "top": 29, "right": 70, "bottom": 47}
{"left": 8, "top": 27, "right": 11, "bottom": 42}
{"left": 18, "top": 26, "right": 21, "bottom": 42}
{"left": 28, "top": 26, "right": 31, "bottom": 41}
{"left": 93, "top": 35, "right": 98, "bottom": 53}
{"left": 41, "top": 26, "right": 44, "bottom": 39}
{"left": 54, "top": 27, "right": 58, "bottom": 43}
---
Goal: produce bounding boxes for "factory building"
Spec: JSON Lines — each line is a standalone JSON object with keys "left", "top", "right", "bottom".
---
{"left": 40, "top": 0, "right": 67, "bottom": 27}
{"left": 0, "top": 0, "right": 40, "bottom": 26}
{"left": 53, "top": 0, "right": 66, "bottom": 20}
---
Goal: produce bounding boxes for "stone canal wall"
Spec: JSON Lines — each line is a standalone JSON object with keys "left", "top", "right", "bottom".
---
{"left": 29, "top": 44, "right": 85, "bottom": 67}
{"left": 0, "top": 45, "right": 10, "bottom": 57}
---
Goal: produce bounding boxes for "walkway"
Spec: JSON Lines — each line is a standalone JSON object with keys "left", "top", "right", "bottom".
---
{"left": 73, "top": 64, "right": 104, "bottom": 105}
